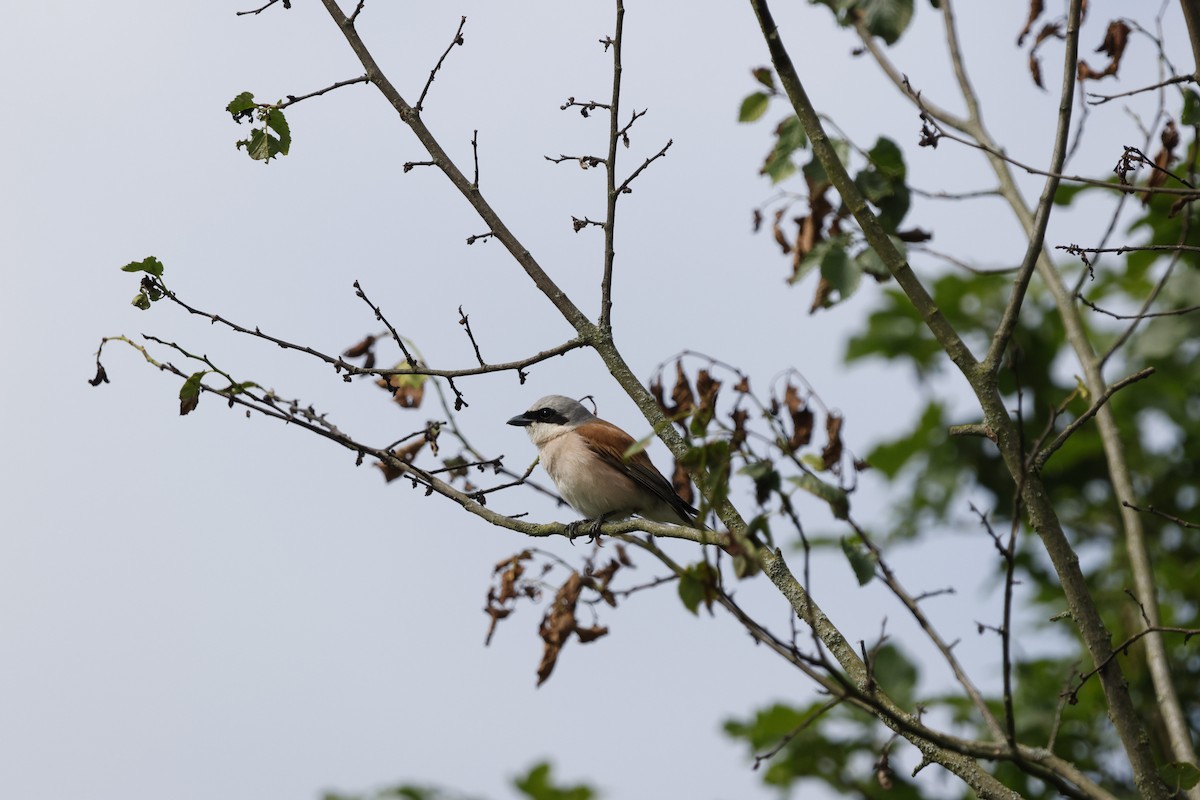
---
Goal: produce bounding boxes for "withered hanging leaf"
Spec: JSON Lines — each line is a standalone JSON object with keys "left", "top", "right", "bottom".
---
{"left": 1033, "top": 21, "right": 1063, "bottom": 47}
{"left": 671, "top": 361, "right": 695, "bottom": 416}
{"left": 1141, "top": 123, "right": 1178, "bottom": 206}
{"left": 536, "top": 572, "right": 585, "bottom": 686}
{"left": 822, "top": 413, "right": 845, "bottom": 471}
{"left": 574, "top": 625, "right": 609, "bottom": 643}
{"left": 376, "top": 439, "right": 426, "bottom": 482}
{"left": 896, "top": 227, "right": 932, "bottom": 243}
{"left": 484, "top": 551, "right": 535, "bottom": 645}
{"left": 375, "top": 363, "right": 427, "bottom": 408}
{"left": 809, "top": 274, "right": 835, "bottom": 313}
{"left": 88, "top": 363, "right": 110, "bottom": 387}
{"left": 729, "top": 407, "right": 749, "bottom": 450}
{"left": 615, "top": 543, "right": 633, "bottom": 567}
{"left": 752, "top": 208, "right": 764, "bottom": 233}
{"left": 1095, "top": 20, "right": 1131, "bottom": 68}
{"left": 1029, "top": 52, "right": 1044, "bottom": 89}
{"left": 771, "top": 208, "right": 792, "bottom": 255}
{"left": 693, "top": 369, "right": 721, "bottom": 432}
{"left": 791, "top": 216, "right": 820, "bottom": 278}
{"left": 1161, "top": 118, "right": 1181, "bottom": 152}
{"left": 342, "top": 336, "right": 375, "bottom": 358}
{"left": 784, "top": 384, "right": 814, "bottom": 451}
{"left": 649, "top": 375, "right": 667, "bottom": 415}
{"left": 734, "top": 376, "right": 750, "bottom": 394}
{"left": 1016, "top": 0, "right": 1044, "bottom": 46}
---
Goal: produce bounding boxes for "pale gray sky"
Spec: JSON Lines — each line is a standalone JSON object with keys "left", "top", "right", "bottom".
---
{"left": 1, "top": 2, "right": 1187, "bottom": 799}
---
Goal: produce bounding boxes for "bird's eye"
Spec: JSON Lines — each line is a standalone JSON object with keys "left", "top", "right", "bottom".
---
{"left": 536, "top": 408, "right": 554, "bottom": 419}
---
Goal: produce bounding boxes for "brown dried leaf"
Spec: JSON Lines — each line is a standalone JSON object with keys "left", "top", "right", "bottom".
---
{"left": 671, "top": 361, "right": 695, "bottom": 416}
{"left": 1033, "top": 21, "right": 1063, "bottom": 47}
{"left": 896, "top": 227, "right": 932, "bottom": 243}
{"left": 809, "top": 274, "right": 834, "bottom": 313}
{"left": 752, "top": 208, "right": 764, "bottom": 233}
{"left": 615, "top": 543, "right": 633, "bottom": 567}
{"left": 822, "top": 413, "right": 845, "bottom": 471}
{"left": 1029, "top": 52, "right": 1044, "bottom": 89}
{"left": 1016, "top": 0, "right": 1044, "bottom": 46}
{"left": 784, "top": 385, "right": 814, "bottom": 452}
{"left": 730, "top": 407, "right": 749, "bottom": 450}
{"left": 376, "top": 440, "right": 426, "bottom": 482}
{"left": 1095, "top": 20, "right": 1130, "bottom": 67}
{"left": 649, "top": 376, "right": 667, "bottom": 415}
{"left": 342, "top": 335, "right": 374, "bottom": 358}
{"left": 696, "top": 369, "right": 721, "bottom": 420}
{"left": 734, "top": 376, "right": 750, "bottom": 394}
{"left": 771, "top": 208, "right": 792, "bottom": 255}
{"left": 1161, "top": 118, "right": 1180, "bottom": 152}
{"left": 574, "top": 625, "right": 609, "bottom": 643}
{"left": 536, "top": 572, "right": 584, "bottom": 685}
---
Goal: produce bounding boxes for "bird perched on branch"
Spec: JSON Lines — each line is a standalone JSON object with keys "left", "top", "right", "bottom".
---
{"left": 507, "top": 395, "right": 699, "bottom": 536}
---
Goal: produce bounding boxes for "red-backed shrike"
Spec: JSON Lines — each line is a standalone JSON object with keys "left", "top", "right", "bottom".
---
{"left": 507, "top": 395, "right": 699, "bottom": 530}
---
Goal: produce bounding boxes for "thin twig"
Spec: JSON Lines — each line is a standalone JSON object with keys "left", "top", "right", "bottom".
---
{"left": 1122, "top": 501, "right": 1200, "bottom": 529}
{"left": 415, "top": 16, "right": 467, "bottom": 113}
{"left": 458, "top": 305, "right": 486, "bottom": 367}
{"left": 1032, "top": 368, "right": 1156, "bottom": 472}
{"left": 278, "top": 75, "right": 370, "bottom": 109}
{"left": 1087, "top": 73, "right": 1195, "bottom": 105}
{"left": 615, "top": 139, "right": 673, "bottom": 195}
{"left": 236, "top": 0, "right": 288, "bottom": 16}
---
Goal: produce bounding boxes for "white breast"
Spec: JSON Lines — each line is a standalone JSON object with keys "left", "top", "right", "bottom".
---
{"left": 535, "top": 430, "right": 642, "bottom": 520}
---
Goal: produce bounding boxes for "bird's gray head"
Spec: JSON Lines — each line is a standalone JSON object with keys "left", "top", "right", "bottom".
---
{"left": 507, "top": 395, "right": 596, "bottom": 443}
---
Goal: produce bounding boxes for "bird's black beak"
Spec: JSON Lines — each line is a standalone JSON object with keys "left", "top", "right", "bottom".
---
{"left": 507, "top": 412, "right": 534, "bottom": 427}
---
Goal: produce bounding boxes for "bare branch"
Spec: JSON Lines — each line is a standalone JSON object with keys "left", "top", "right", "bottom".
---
{"left": 236, "top": 0, "right": 289, "bottom": 16}
{"left": 278, "top": 74, "right": 370, "bottom": 109}
{"left": 457, "top": 305, "right": 486, "bottom": 367}
{"left": 415, "top": 15, "right": 467, "bottom": 113}
{"left": 559, "top": 96, "right": 611, "bottom": 116}
{"left": 1087, "top": 73, "right": 1195, "bottom": 105}
{"left": 983, "top": 0, "right": 1083, "bottom": 376}
{"left": 544, "top": 153, "right": 605, "bottom": 168}
{"left": 615, "top": 138, "right": 673, "bottom": 195}
{"left": 1122, "top": 501, "right": 1200, "bottom": 529}
{"left": 1032, "top": 367, "right": 1156, "bottom": 472}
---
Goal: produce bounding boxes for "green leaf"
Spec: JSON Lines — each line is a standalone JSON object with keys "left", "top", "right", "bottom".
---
{"left": 1182, "top": 89, "right": 1200, "bottom": 126}
{"left": 868, "top": 136, "right": 906, "bottom": 180}
{"left": 802, "top": 138, "right": 849, "bottom": 186}
{"left": 760, "top": 117, "right": 807, "bottom": 183}
{"left": 788, "top": 473, "right": 850, "bottom": 519}
{"left": 1162, "top": 761, "right": 1200, "bottom": 792}
{"left": 678, "top": 562, "right": 718, "bottom": 615}
{"left": 860, "top": 0, "right": 914, "bottom": 45}
{"left": 819, "top": 242, "right": 862, "bottom": 303}
{"left": 751, "top": 67, "right": 776, "bottom": 92}
{"left": 264, "top": 108, "right": 291, "bottom": 155}
{"left": 226, "top": 91, "right": 256, "bottom": 121}
{"left": 131, "top": 292, "right": 151, "bottom": 310}
{"left": 855, "top": 245, "right": 892, "bottom": 279}
{"left": 841, "top": 536, "right": 877, "bottom": 585}
{"left": 179, "top": 370, "right": 208, "bottom": 416}
{"left": 514, "top": 762, "right": 594, "bottom": 800}
{"left": 738, "top": 91, "right": 771, "bottom": 122}
{"left": 870, "top": 644, "right": 920, "bottom": 706}
{"left": 790, "top": 236, "right": 847, "bottom": 286}
{"left": 622, "top": 431, "right": 654, "bottom": 459}
{"left": 121, "top": 256, "right": 165, "bottom": 277}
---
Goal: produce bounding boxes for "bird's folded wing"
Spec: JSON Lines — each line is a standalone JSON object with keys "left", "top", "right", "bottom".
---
{"left": 576, "top": 420, "right": 698, "bottom": 523}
